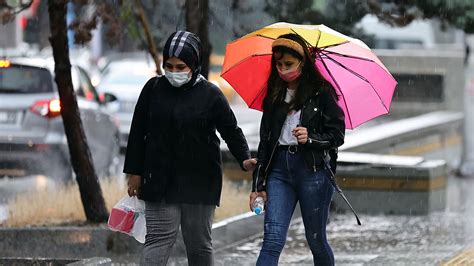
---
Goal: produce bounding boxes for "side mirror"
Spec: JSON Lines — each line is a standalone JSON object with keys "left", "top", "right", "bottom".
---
{"left": 102, "top": 92, "right": 118, "bottom": 104}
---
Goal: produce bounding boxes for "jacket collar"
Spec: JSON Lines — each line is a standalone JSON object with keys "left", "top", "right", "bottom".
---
{"left": 301, "top": 91, "right": 322, "bottom": 125}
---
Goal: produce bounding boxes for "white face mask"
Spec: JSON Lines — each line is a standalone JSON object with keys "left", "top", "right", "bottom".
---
{"left": 165, "top": 70, "right": 192, "bottom": 87}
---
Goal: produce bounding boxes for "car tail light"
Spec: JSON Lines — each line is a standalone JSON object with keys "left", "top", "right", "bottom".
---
{"left": 98, "top": 92, "right": 105, "bottom": 103}
{"left": 0, "top": 60, "right": 11, "bottom": 68}
{"left": 19, "top": 16, "right": 28, "bottom": 29}
{"left": 29, "top": 99, "right": 62, "bottom": 118}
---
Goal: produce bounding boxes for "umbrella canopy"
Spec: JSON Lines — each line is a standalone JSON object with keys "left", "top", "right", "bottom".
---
{"left": 221, "top": 22, "right": 397, "bottom": 129}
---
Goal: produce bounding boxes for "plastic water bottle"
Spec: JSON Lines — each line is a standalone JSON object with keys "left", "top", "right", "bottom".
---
{"left": 252, "top": 196, "right": 265, "bottom": 215}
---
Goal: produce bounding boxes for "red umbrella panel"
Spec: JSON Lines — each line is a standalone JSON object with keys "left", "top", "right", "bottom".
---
{"left": 221, "top": 36, "right": 274, "bottom": 111}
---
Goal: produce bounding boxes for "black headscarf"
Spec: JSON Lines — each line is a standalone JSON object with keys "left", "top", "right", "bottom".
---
{"left": 162, "top": 31, "right": 202, "bottom": 86}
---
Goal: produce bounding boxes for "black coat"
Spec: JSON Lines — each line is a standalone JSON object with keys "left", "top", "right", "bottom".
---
{"left": 252, "top": 86, "right": 345, "bottom": 192}
{"left": 123, "top": 76, "right": 250, "bottom": 205}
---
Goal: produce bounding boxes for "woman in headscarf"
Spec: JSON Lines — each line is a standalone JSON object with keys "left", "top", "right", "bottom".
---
{"left": 124, "top": 31, "right": 256, "bottom": 265}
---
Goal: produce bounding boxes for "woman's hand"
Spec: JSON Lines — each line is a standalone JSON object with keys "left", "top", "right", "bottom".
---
{"left": 249, "top": 191, "right": 268, "bottom": 212}
{"left": 243, "top": 158, "right": 258, "bottom": 171}
{"left": 127, "top": 174, "right": 141, "bottom": 197}
{"left": 292, "top": 126, "right": 308, "bottom": 144}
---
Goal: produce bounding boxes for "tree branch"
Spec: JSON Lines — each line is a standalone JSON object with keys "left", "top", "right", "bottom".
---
{"left": 134, "top": 0, "right": 162, "bottom": 75}
{"left": 0, "top": 0, "right": 33, "bottom": 24}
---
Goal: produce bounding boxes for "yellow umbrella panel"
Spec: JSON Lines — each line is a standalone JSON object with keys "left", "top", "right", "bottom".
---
{"left": 241, "top": 22, "right": 350, "bottom": 48}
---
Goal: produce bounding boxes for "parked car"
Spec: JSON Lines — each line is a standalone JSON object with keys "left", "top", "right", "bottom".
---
{"left": 96, "top": 58, "right": 156, "bottom": 148}
{"left": 0, "top": 57, "right": 121, "bottom": 181}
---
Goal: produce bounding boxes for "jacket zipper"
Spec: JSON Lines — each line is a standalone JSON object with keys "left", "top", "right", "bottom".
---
{"left": 311, "top": 151, "right": 317, "bottom": 172}
{"left": 264, "top": 141, "right": 279, "bottom": 179}
{"left": 301, "top": 98, "right": 318, "bottom": 172}
{"left": 144, "top": 134, "right": 148, "bottom": 184}
{"left": 144, "top": 172, "right": 151, "bottom": 184}
{"left": 299, "top": 103, "right": 306, "bottom": 126}
{"left": 254, "top": 164, "right": 262, "bottom": 191}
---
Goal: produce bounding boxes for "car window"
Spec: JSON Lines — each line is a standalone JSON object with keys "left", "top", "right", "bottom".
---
{"left": 101, "top": 63, "right": 155, "bottom": 85}
{"left": 102, "top": 70, "right": 152, "bottom": 85}
{"left": 77, "top": 67, "right": 100, "bottom": 102}
{"left": 0, "top": 64, "right": 53, "bottom": 93}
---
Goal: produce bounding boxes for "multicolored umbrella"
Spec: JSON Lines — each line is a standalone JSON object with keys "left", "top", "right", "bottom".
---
{"left": 221, "top": 22, "right": 397, "bottom": 129}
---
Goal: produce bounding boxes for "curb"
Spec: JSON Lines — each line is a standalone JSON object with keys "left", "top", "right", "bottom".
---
{"left": 0, "top": 209, "right": 302, "bottom": 263}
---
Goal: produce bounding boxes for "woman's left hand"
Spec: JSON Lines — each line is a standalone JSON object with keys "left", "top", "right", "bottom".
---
{"left": 243, "top": 158, "right": 258, "bottom": 171}
{"left": 292, "top": 126, "right": 308, "bottom": 144}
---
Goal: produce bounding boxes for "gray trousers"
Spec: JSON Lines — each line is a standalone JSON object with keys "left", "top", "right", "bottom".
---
{"left": 140, "top": 201, "right": 216, "bottom": 266}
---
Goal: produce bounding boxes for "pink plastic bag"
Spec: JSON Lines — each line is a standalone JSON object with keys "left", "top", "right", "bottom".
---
{"left": 108, "top": 196, "right": 146, "bottom": 243}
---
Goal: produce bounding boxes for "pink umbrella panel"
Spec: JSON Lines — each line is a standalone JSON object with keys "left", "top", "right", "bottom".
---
{"left": 314, "top": 42, "right": 397, "bottom": 129}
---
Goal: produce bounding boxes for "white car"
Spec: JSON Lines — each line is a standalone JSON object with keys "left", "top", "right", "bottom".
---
{"left": 0, "top": 57, "right": 121, "bottom": 181}
{"left": 96, "top": 58, "right": 157, "bottom": 148}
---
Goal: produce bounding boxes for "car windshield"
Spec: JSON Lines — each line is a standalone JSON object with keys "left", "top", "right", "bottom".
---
{"left": 101, "top": 63, "right": 155, "bottom": 85}
{"left": 0, "top": 65, "right": 53, "bottom": 93}
{"left": 102, "top": 71, "right": 152, "bottom": 85}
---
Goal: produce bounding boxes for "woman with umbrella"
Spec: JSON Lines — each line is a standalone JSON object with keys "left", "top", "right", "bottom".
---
{"left": 249, "top": 33, "right": 345, "bottom": 266}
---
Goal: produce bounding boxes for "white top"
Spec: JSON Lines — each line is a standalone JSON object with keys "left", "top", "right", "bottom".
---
{"left": 284, "top": 88, "right": 295, "bottom": 104}
{"left": 278, "top": 89, "right": 301, "bottom": 145}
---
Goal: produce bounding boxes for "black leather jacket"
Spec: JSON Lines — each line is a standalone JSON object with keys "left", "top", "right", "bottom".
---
{"left": 252, "top": 86, "right": 345, "bottom": 192}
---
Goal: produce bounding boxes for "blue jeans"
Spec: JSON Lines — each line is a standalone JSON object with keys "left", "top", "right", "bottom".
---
{"left": 257, "top": 149, "right": 335, "bottom": 266}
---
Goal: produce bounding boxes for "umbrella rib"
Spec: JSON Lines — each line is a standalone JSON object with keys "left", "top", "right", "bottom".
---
{"left": 316, "top": 40, "right": 350, "bottom": 50}
{"left": 221, "top": 53, "right": 271, "bottom": 76}
{"left": 248, "top": 85, "right": 267, "bottom": 110}
{"left": 316, "top": 53, "right": 354, "bottom": 129}
{"left": 319, "top": 49, "right": 397, "bottom": 78}
{"left": 255, "top": 34, "right": 278, "bottom": 41}
{"left": 220, "top": 72, "right": 263, "bottom": 110}
{"left": 322, "top": 53, "right": 390, "bottom": 113}
{"left": 287, "top": 28, "right": 316, "bottom": 50}
{"left": 320, "top": 50, "right": 375, "bottom": 62}
{"left": 321, "top": 53, "right": 372, "bottom": 82}
{"left": 229, "top": 34, "right": 276, "bottom": 45}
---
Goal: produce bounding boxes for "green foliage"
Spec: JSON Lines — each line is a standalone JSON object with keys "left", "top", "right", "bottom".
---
{"left": 370, "top": 0, "right": 474, "bottom": 33}
{"left": 263, "top": 0, "right": 474, "bottom": 35}
{"left": 414, "top": 0, "right": 474, "bottom": 33}
{"left": 264, "top": 0, "right": 373, "bottom": 42}
{"left": 119, "top": 2, "right": 141, "bottom": 40}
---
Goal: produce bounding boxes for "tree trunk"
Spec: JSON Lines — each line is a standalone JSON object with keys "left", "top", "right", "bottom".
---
{"left": 185, "top": 0, "right": 211, "bottom": 78}
{"left": 47, "top": 0, "right": 108, "bottom": 223}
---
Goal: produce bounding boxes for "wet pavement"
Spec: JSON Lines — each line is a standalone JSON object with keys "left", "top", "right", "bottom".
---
{"left": 165, "top": 176, "right": 474, "bottom": 265}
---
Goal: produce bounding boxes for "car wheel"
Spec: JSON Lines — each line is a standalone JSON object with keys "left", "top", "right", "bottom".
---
{"left": 50, "top": 162, "right": 74, "bottom": 184}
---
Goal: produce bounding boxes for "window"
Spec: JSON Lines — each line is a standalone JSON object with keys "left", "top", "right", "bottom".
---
{"left": 77, "top": 67, "right": 100, "bottom": 102}
{"left": 0, "top": 65, "right": 53, "bottom": 93}
{"left": 392, "top": 74, "right": 444, "bottom": 102}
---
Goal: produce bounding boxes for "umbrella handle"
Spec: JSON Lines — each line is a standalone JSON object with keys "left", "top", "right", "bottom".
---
{"left": 323, "top": 151, "right": 362, "bottom": 226}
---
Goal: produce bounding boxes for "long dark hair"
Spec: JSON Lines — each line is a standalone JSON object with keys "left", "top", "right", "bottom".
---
{"left": 263, "top": 33, "right": 329, "bottom": 111}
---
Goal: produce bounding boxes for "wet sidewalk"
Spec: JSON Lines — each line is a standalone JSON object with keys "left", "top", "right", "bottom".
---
{"left": 165, "top": 176, "right": 474, "bottom": 265}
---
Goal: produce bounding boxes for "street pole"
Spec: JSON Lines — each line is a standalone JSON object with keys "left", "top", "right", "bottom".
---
{"left": 460, "top": 34, "right": 474, "bottom": 177}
